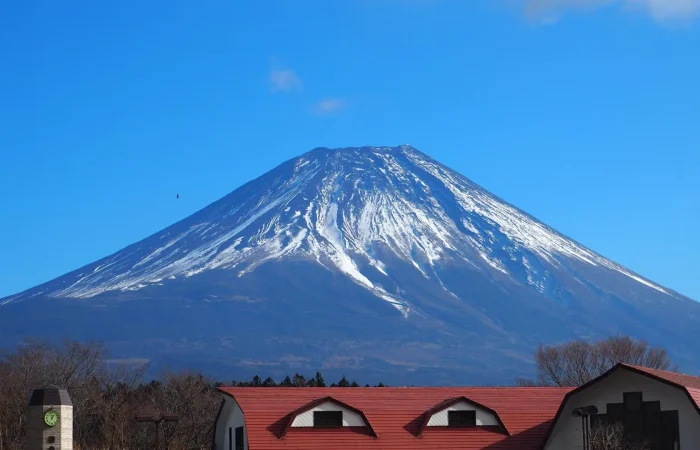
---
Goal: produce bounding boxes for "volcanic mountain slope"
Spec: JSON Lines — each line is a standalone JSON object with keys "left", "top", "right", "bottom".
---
{"left": 2, "top": 146, "right": 698, "bottom": 385}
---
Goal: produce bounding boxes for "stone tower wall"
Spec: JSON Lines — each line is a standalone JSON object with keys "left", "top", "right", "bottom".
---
{"left": 26, "top": 386, "right": 73, "bottom": 450}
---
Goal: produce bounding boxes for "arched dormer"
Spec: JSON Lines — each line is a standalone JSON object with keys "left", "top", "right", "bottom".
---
{"left": 279, "top": 396, "right": 378, "bottom": 438}
{"left": 417, "top": 397, "right": 509, "bottom": 435}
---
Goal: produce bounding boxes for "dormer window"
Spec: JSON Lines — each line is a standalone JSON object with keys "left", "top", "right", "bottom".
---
{"left": 280, "top": 396, "right": 377, "bottom": 438}
{"left": 417, "top": 397, "right": 509, "bottom": 436}
{"left": 448, "top": 410, "right": 476, "bottom": 427}
{"left": 313, "top": 411, "right": 343, "bottom": 428}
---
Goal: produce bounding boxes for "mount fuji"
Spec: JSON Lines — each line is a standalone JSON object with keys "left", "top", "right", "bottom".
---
{"left": 2, "top": 145, "right": 698, "bottom": 385}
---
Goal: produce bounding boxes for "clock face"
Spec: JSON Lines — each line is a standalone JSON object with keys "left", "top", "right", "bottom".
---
{"left": 44, "top": 410, "right": 59, "bottom": 427}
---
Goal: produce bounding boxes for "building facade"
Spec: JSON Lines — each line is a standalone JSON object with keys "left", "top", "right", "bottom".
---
{"left": 213, "top": 364, "right": 700, "bottom": 450}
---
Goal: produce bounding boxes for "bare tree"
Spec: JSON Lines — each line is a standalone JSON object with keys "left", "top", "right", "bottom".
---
{"left": 93, "top": 362, "right": 147, "bottom": 449}
{"left": 589, "top": 421, "right": 651, "bottom": 450}
{"left": 135, "top": 371, "right": 221, "bottom": 450}
{"left": 517, "top": 335, "right": 676, "bottom": 387}
{"left": 1, "top": 343, "right": 390, "bottom": 449}
{"left": 0, "top": 339, "right": 58, "bottom": 450}
{"left": 0, "top": 339, "right": 146, "bottom": 450}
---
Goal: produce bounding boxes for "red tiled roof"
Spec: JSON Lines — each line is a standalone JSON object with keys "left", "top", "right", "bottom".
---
{"left": 688, "top": 388, "right": 700, "bottom": 410}
{"left": 622, "top": 364, "right": 700, "bottom": 390}
{"left": 218, "top": 387, "right": 572, "bottom": 450}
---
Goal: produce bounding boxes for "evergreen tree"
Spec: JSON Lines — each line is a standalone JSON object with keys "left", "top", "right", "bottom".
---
{"left": 314, "top": 371, "right": 326, "bottom": 387}
{"left": 293, "top": 373, "right": 307, "bottom": 387}
{"left": 218, "top": 372, "right": 387, "bottom": 388}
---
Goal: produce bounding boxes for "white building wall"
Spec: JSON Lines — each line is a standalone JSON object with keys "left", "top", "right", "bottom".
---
{"left": 59, "top": 405, "right": 73, "bottom": 449}
{"left": 291, "top": 401, "right": 365, "bottom": 427}
{"left": 544, "top": 369, "right": 700, "bottom": 450}
{"left": 426, "top": 400, "right": 499, "bottom": 426}
{"left": 214, "top": 396, "right": 248, "bottom": 450}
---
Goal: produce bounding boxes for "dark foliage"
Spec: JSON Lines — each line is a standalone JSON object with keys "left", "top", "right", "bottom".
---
{"left": 0, "top": 339, "right": 386, "bottom": 450}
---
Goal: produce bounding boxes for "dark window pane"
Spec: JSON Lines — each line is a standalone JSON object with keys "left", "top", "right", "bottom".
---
{"left": 607, "top": 403, "right": 624, "bottom": 424}
{"left": 235, "top": 426, "right": 244, "bottom": 450}
{"left": 448, "top": 410, "right": 476, "bottom": 427}
{"left": 660, "top": 410, "right": 679, "bottom": 450}
{"left": 642, "top": 401, "right": 661, "bottom": 415}
{"left": 626, "top": 411, "right": 644, "bottom": 444}
{"left": 313, "top": 411, "right": 343, "bottom": 428}
{"left": 228, "top": 427, "right": 232, "bottom": 450}
{"left": 590, "top": 414, "right": 607, "bottom": 431}
{"left": 624, "top": 392, "right": 643, "bottom": 411}
{"left": 642, "top": 402, "right": 661, "bottom": 450}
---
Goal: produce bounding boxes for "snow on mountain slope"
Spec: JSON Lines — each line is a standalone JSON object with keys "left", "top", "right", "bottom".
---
{"left": 2, "top": 145, "right": 698, "bottom": 385}
{"left": 3, "top": 145, "right": 677, "bottom": 310}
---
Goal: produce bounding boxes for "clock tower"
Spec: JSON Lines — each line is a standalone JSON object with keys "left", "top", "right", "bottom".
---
{"left": 26, "top": 385, "right": 73, "bottom": 450}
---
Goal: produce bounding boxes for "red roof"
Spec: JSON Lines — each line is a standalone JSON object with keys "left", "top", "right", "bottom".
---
{"left": 623, "top": 364, "right": 700, "bottom": 390}
{"left": 688, "top": 388, "right": 700, "bottom": 410}
{"left": 218, "top": 387, "right": 572, "bottom": 450}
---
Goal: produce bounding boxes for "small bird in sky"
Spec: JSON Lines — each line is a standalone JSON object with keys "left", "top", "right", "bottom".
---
{"left": 176, "top": 194, "right": 180, "bottom": 199}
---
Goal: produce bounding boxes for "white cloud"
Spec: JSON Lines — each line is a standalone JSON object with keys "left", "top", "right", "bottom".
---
{"left": 269, "top": 69, "right": 302, "bottom": 92}
{"left": 313, "top": 98, "right": 346, "bottom": 115}
{"left": 640, "top": 0, "right": 700, "bottom": 21}
{"left": 521, "top": 0, "right": 700, "bottom": 22}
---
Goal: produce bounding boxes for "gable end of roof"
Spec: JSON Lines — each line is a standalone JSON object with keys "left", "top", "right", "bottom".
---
{"left": 539, "top": 363, "right": 700, "bottom": 450}
{"left": 619, "top": 364, "right": 700, "bottom": 414}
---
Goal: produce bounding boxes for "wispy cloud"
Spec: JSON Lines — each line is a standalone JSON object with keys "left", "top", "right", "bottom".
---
{"left": 267, "top": 58, "right": 348, "bottom": 115}
{"left": 104, "top": 357, "right": 150, "bottom": 367}
{"left": 313, "top": 98, "right": 346, "bottom": 115}
{"left": 269, "top": 68, "right": 302, "bottom": 92}
{"left": 520, "top": 0, "right": 700, "bottom": 23}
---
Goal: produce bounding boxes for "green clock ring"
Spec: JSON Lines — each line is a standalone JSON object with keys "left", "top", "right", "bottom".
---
{"left": 44, "top": 409, "right": 60, "bottom": 427}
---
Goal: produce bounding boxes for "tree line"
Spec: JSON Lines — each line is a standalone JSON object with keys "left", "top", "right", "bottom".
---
{"left": 0, "top": 335, "right": 676, "bottom": 449}
{"left": 225, "top": 372, "right": 386, "bottom": 388}
{"left": 0, "top": 339, "right": 385, "bottom": 450}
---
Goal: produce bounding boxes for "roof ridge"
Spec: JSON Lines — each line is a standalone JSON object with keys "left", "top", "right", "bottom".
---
{"left": 220, "top": 386, "right": 573, "bottom": 390}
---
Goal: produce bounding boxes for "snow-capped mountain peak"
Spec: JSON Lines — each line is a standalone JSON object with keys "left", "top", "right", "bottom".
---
{"left": 5, "top": 145, "right": 672, "bottom": 309}
{"left": 2, "top": 145, "right": 698, "bottom": 386}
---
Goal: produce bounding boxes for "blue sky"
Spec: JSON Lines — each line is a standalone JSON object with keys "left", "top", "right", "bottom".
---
{"left": 1, "top": 0, "right": 699, "bottom": 300}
